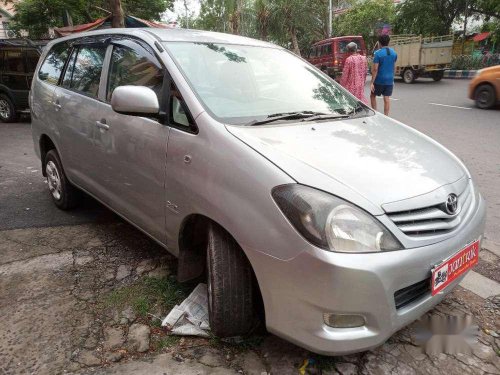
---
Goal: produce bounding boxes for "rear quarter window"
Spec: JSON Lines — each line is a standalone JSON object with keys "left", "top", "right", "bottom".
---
{"left": 38, "top": 43, "right": 70, "bottom": 85}
{"left": 26, "top": 49, "right": 40, "bottom": 73}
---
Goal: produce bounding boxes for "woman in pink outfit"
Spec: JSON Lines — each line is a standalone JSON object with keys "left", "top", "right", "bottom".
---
{"left": 340, "top": 42, "right": 368, "bottom": 104}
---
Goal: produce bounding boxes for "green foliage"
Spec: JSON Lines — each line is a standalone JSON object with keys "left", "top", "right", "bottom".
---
{"left": 450, "top": 54, "right": 500, "bottom": 69}
{"left": 194, "top": 0, "right": 329, "bottom": 55}
{"left": 152, "top": 335, "right": 181, "bottom": 351}
{"left": 103, "top": 276, "right": 191, "bottom": 318}
{"left": 482, "top": 20, "right": 500, "bottom": 45}
{"left": 333, "top": 0, "right": 396, "bottom": 50}
{"left": 394, "top": 0, "right": 465, "bottom": 36}
{"left": 394, "top": 0, "right": 500, "bottom": 37}
{"left": 8, "top": 0, "right": 173, "bottom": 39}
{"left": 191, "top": 0, "right": 500, "bottom": 56}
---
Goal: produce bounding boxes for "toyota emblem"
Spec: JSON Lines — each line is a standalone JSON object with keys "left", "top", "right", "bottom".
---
{"left": 445, "top": 194, "right": 458, "bottom": 215}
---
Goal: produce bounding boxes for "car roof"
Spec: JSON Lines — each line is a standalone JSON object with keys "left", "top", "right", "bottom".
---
{"left": 47, "top": 28, "right": 279, "bottom": 49}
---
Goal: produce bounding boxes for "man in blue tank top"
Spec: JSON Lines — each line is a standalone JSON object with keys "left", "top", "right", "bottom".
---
{"left": 370, "top": 34, "right": 397, "bottom": 116}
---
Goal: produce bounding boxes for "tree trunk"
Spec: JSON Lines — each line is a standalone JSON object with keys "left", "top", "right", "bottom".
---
{"left": 260, "top": 25, "right": 268, "bottom": 41}
{"left": 110, "top": 0, "right": 125, "bottom": 28}
{"left": 289, "top": 26, "right": 301, "bottom": 56}
{"left": 62, "top": 10, "right": 73, "bottom": 27}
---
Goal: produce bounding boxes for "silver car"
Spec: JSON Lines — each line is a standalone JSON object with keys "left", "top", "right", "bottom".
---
{"left": 30, "top": 29, "right": 486, "bottom": 355}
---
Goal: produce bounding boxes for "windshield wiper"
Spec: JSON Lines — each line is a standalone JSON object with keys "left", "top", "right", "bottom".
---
{"left": 346, "top": 104, "right": 370, "bottom": 118}
{"left": 247, "top": 111, "right": 327, "bottom": 126}
{"left": 300, "top": 113, "right": 350, "bottom": 122}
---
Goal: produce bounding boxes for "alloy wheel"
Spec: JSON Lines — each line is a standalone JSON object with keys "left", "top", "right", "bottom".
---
{"left": 46, "top": 161, "right": 62, "bottom": 200}
{"left": 477, "top": 89, "right": 492, "bottom": 108}
{"left": 0, "top": 99, "right": 10, "bottom": 120}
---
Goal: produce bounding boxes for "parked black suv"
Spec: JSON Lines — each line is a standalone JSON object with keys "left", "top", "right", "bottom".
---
{"left": 0, "top": 40, "right": 46, "bottom": 122}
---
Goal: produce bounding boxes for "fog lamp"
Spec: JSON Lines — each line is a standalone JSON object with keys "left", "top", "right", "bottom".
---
{"left": 323, "top": 313, "right": 365, "bottom": 328}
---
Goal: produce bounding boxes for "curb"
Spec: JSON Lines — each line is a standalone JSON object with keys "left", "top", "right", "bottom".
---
{"left": 444, "top": 70, "right": 477, "bottom": 79}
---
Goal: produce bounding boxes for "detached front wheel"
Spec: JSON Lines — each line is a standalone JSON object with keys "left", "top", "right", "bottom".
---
{"left": 206, "top": 223, "right": 255, "bottom": 337}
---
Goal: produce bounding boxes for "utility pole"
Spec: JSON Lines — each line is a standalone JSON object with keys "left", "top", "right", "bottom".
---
{"left": 183, "top": 0, "right": 189, "bottom": 28}
{"left": 328, "top": 0, "right": 332, "bottom": 37}
{"left": 462, "top": 0, "right": 468, "bottom": 54}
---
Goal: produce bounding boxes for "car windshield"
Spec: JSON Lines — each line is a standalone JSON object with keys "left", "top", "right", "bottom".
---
{"left": 164, "top": 42, "right": 365, "bottom": 125}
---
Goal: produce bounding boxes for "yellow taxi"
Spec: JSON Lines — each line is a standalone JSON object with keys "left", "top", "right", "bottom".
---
{"left": 469, "top": 65, "right": 500, "bottom": 109}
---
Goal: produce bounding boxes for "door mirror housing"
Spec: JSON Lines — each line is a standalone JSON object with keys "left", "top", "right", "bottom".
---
{"left": 111, "top": 86, "right": 160, "bottom": 116}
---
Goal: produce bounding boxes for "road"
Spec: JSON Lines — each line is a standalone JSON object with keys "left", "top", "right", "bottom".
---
{"left": 368, "top": 78, "right": 500, "bottom": 246}
{"left": 0, "top": 79, "right": 499, "bottom": 374}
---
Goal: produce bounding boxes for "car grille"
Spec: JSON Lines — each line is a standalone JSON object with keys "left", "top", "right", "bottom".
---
{"left": 386, "top": 183, "right": 472, "bottom": 237}
{"left": 394, "top": 278, "right": 431, "bottom": 309}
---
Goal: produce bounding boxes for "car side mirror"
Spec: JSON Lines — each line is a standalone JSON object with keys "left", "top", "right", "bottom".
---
{"left": 111, "top": 86, "right": 159, "bottom": 116}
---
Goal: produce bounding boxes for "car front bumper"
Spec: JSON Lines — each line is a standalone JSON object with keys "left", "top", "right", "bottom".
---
{"left": 247, "top": 194, "right": 486, "bottom": 355}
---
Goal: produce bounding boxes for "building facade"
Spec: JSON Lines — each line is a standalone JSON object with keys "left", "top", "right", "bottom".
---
{"left": 0, "top": 1, "right": 16, "bottom": 39}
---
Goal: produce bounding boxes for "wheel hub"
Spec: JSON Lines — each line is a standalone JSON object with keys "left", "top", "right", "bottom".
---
{"left": 46, "top": 161, "right": 62, "bottom": 200}
{"left": 0, "top": 99, "right": 10, "bottom": 120}
{"left": 478, "top": 90, "right": 489, "bottom": 105}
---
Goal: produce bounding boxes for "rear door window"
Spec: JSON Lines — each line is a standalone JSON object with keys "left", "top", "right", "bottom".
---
{"left": 321, "top": 44, "right": 332, "bottom": 56}
{"left": 62, "top": 48, "right": 77, "bottom": 88}
{"left": 38, "top": 43, "right": 70, "bottom": 85}
{"left": 4, "top": 50, "right": 25, "bottom": 73}
{"left": 311, "top": 46, "right": 318, "bottom": 58}
{"left": 68, "top": 45, "right": 107, "bottom": 98}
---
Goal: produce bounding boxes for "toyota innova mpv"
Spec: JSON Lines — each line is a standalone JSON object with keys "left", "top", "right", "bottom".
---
{"left": 31, "top": 29, "right": 486, "bottom": 355}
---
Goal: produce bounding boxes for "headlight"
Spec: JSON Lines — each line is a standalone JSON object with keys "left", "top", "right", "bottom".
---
{"left": 272, "top": 184, "right": 402, "bottom": 253}
{"left": 476, "top": 69, "right": 484, "bottom": 76}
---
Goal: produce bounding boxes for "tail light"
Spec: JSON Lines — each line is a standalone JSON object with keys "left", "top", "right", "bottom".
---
{"left": 333, "top": 59, "right": 338, "bottom": 66}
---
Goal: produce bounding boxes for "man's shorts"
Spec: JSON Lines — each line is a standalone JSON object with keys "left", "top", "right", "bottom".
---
{"left": 373, "top": 83, "right": 393, "bottom": 97}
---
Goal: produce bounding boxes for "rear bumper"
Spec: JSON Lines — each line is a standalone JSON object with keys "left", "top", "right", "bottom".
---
{"left": 248, "top": 195, "right": 486, "bottom": 355}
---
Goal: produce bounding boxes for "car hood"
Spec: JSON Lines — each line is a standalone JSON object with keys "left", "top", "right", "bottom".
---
{"left": 479, "top": 65, "right": 500, "bottom": 75}
{"left": 226, "top": 114, "right": 466, "bottom": 213}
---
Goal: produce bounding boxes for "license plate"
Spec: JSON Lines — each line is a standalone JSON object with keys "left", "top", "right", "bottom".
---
{"left": 431, "top": 240, "right": 480, "bottom": 296}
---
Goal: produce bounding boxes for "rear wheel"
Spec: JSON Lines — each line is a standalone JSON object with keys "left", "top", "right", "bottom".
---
{"left": 475, "top": 84, "right": 496, "bottom": 109}
{"left": 206, "top": 223, "right": 255, "bottom": 337}
{"left": 44, "top": 149, "right": 81, "bottom": 210}
{"left": 431, "top": 70, "right": 444, "bottom": 81}
{"left": 403, "top": 68, "right": 415, "bottom": 84}
{"left": 0, "top": 94, "right": 17, "bottom": 123}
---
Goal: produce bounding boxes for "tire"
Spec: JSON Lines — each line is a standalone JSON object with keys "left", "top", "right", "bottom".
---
{"left": 206, "top": 223, "right": 255, "bottom": 337}
{"left": 431, "top": 71, "right": 444, "bottom": 81}
{"left": 475, "top": 84, "right": 496, "bottom": 109}
{"left": 403, "top": 68, "right": 415, "bottom": 84}
{"left": 44, "top": 149, "right": 80, "bottom": 210}
{"left": 0, "top": 94, "right": 18, "bottom": 123}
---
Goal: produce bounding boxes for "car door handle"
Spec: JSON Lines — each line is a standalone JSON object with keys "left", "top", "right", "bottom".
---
{"left": 53, "top": 101, "right": 61, "bottom": 111}
{"left": 95, "top": 120, "right": 109, "bottom": 130}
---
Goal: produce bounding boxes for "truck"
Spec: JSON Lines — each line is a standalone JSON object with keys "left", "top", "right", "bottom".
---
{"left": 389, "top": 35, "right": 453, "bottom": 83}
